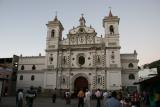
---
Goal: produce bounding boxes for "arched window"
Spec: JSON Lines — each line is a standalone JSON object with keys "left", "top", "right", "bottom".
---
{"left": 31, "top": 75, "right": 35, "bottom": 81}
{"left": 129, "top": 74, "right": 135, "bottom": 80}
{"left": 79, "top": 56, "right": 85, "bottom": 65}
{"left": 128, "top": 63, "right": 134, "bottom": 68}
{"left": 51, "top": 30, "right": 55, "bottom": 38}
{"left": 21, "top": 65, "right": 24, "bottom": 70}
{"left": 109, "top": 25, "right": 114, "bottom": 34}
{"left": 20, "top": 75, "right": 23, "bottom": 80}
{"left": 32, "top": 65, "right": 36, "bottom": 70}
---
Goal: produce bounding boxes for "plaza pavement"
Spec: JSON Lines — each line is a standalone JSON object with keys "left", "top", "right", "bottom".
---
{"left": 0, "top": 96, "right": 148, "bottom": 107}
{"left": 0, "top": 96, "right": 98, "bottom": 107}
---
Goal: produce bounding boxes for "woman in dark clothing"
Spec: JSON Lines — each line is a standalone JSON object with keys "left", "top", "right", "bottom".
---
{"left": 52, "top": 93, "right": 56, "bottom": 103}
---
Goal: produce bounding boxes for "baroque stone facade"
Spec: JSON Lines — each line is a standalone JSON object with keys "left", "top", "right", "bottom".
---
{"left": 17, "top": 10, "right": 139, "bottom": 93}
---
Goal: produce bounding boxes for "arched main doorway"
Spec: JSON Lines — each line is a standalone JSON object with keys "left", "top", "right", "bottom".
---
{"left": 74, "top": 76, "right": 88, "bottom": 94}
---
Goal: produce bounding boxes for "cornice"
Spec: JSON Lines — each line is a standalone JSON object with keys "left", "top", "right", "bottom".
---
{"left": 18, "top": 70, "right": 45, "bottom": 73}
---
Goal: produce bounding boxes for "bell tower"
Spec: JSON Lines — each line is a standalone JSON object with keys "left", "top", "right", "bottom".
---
{"left": 103, "top": 10, "right": 120, "bottom": 38}
{"left": 103, "top": 10, "right": 122, "bottom": 90}
{"left": 45, "top": 15, "right": 64, "bottom": 69}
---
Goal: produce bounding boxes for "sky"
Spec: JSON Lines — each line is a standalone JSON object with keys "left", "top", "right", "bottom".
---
{"left": 0, "top": 0, "right": 160, "bottom": 65}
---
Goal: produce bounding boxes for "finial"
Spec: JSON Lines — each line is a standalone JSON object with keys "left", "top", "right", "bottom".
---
{"left": 108, "top": 6, "right": 113, "bottom": 17}
{"left": 79, "top": 13, "right": 86, "bottom": 26}
{"left": 54, "top": 11, "right": 58, "bottom": 21}
{"left": 55, "top": 11, "right": 57, "bottom": 17}
{"left": 134, "top": 50, "right": 137, "bottom": 55}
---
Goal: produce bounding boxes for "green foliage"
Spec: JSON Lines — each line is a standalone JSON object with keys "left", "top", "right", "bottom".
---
{"left": 148, "top": 60, "right": 160, "bottom": 69}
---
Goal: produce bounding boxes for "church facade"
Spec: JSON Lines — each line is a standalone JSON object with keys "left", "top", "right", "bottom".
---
{"left": 17, "top": 10, "right": 139, "bottom": 93}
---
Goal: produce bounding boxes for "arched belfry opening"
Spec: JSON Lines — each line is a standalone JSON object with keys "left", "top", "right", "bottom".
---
{"left": 74, "top": 76, "right": 88, "bottom": 94}
{"left": 109, "top": 25, "right": 114, "bottom": 34}
{"left": 51, "top": 29, "right": 55, "bottom": 38}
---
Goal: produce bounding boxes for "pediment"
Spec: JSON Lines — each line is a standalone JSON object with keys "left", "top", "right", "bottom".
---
{"left": 68, "top": 26, "right": 96, "bottom": 35}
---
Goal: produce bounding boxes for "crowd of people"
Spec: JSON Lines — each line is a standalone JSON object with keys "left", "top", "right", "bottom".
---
{"left": 70, "top": 89, "right": 142, "bottom": 107}
{"left": 16, "top": 86, "right": 36, "bottom": 107}
{"left": 15, "top": 87, "right": 160, "bottom": 107}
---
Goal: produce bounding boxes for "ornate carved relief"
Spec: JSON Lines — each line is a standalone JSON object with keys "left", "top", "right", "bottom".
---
{"left": 102, "top": 54, "right": 105, "bottom": 66}
{"left": 93, "top": 55, "right": 96, "bottom": 66}
{"left": 78, "top": 35, "right": 85, "bottom": 43}
{"left": 111, "top": 51, "right": 115, "bottom": 64}
{"left": 92, "top": 76, "right": 96, "bottom": 89}
{"left": 96, "top": 55, "right": 101, "bottom": 65}
{"left": 87, "top": 35, "right": 93, "bottom": 43}
{"left": 71, "top": 36, "right": 76, "bottom": 43}
{"left": 63, "top": 56, "right": 67, "bottom": 65}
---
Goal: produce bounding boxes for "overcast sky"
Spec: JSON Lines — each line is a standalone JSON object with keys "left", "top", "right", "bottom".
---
{"left": 0, "top": 0, "right": 160, "bottom": 65}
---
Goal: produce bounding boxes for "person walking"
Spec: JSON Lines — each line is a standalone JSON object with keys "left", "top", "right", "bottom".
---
{"left": 52, "top": 92, "right": 56, "bottom": 103}
{"left": 17, "top": 89, "right": 24, "bottom": 107}
{"left": 131, "top": 90, "right": 140, "bottom": 107}
{"left": 65, "top": 91, "right": 71, "bottom": 104}
{"left": 26, "top": 87, "right": 36, "bottom": 107}
{"left": 85, "top": 89, "right": 91, "bottom": 107}
{"left": 104, "top": 91, "right": 122, "bottom": 107}
{"left": 95, "top": 89, "right": 101, "bottom": 107}
{"left": 103, "top": 90, "right": 108, "bottom": 106}
{"left": 77, "top": 89, "right": 85, "bottom": 107}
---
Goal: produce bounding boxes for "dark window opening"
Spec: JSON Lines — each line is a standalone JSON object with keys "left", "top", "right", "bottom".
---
{"left": 20, "top": 75, "right": 23, "bottom": 80}
{"left": 79, "top": 56, "right": 85, "bottom": 65}
{"left": 79, "top": 28, "right": 84, "bottom": 33}
{"left": 32, "top": 65, "right": 36, "bottom": 70}
{"left": 51, "top": 30, "right": 55, "bottom": 38}
{"left": 129, "top": 74, "right": 135, "bottom": 80}
{"left": 128, "top": 63, "right": 134, "bottom": 68}
{"left": 21, "top": 65, "right": 24, "bottom": 70}
{"left": 31, "top": 75, "right": 35, "bottom": 81}
{"left": 109, "top": 25, "right": 114, "bottom": 34}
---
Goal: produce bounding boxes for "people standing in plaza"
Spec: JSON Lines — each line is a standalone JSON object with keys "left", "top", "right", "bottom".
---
{"left": 65, "top": 91, "right": 71, "bottom": 104}
{"left": 103, "top": 90, "right": 108, "bottom": 106}
{"left": 26, "top": 87, "right": 36, "bottom": 107}
{"left": 95, "top": 89, "right": 101, "bottom": 107}
{"left": 17, "top": 89, "right": 24, "bottom": 107}
{"left": 52, "top": 88, "right": 57, "bottom": 103}
{"left": 155, "top": 91, "right": 160, "bottom": 107}
{"left": 52, "top": 92, "right": 56, "bottom": 103}
{"left": 84, "top": 89, "right": 91, "bottom": 107}
{"left": 104, "top": 91, "right": 122, "bottom": 107}
{"left": 77, "top": 89, "right": 85, "bottom": 107}
{"left": 131, "top": 90, "right": 140, "bottom": 107}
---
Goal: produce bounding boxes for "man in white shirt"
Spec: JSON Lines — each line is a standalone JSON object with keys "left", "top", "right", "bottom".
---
{"left": 18, "top": 89, "right": 24, "bottom": 107}
{"left": 85, "top": 89, "right": 91, "bottom": 107}
{"left": 103, "top": 90, "right": 108, "bottom": 106}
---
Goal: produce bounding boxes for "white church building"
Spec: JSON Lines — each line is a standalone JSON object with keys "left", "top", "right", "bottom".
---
{"left": 16, "top": 10, "right": 139, "bottom": 94}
